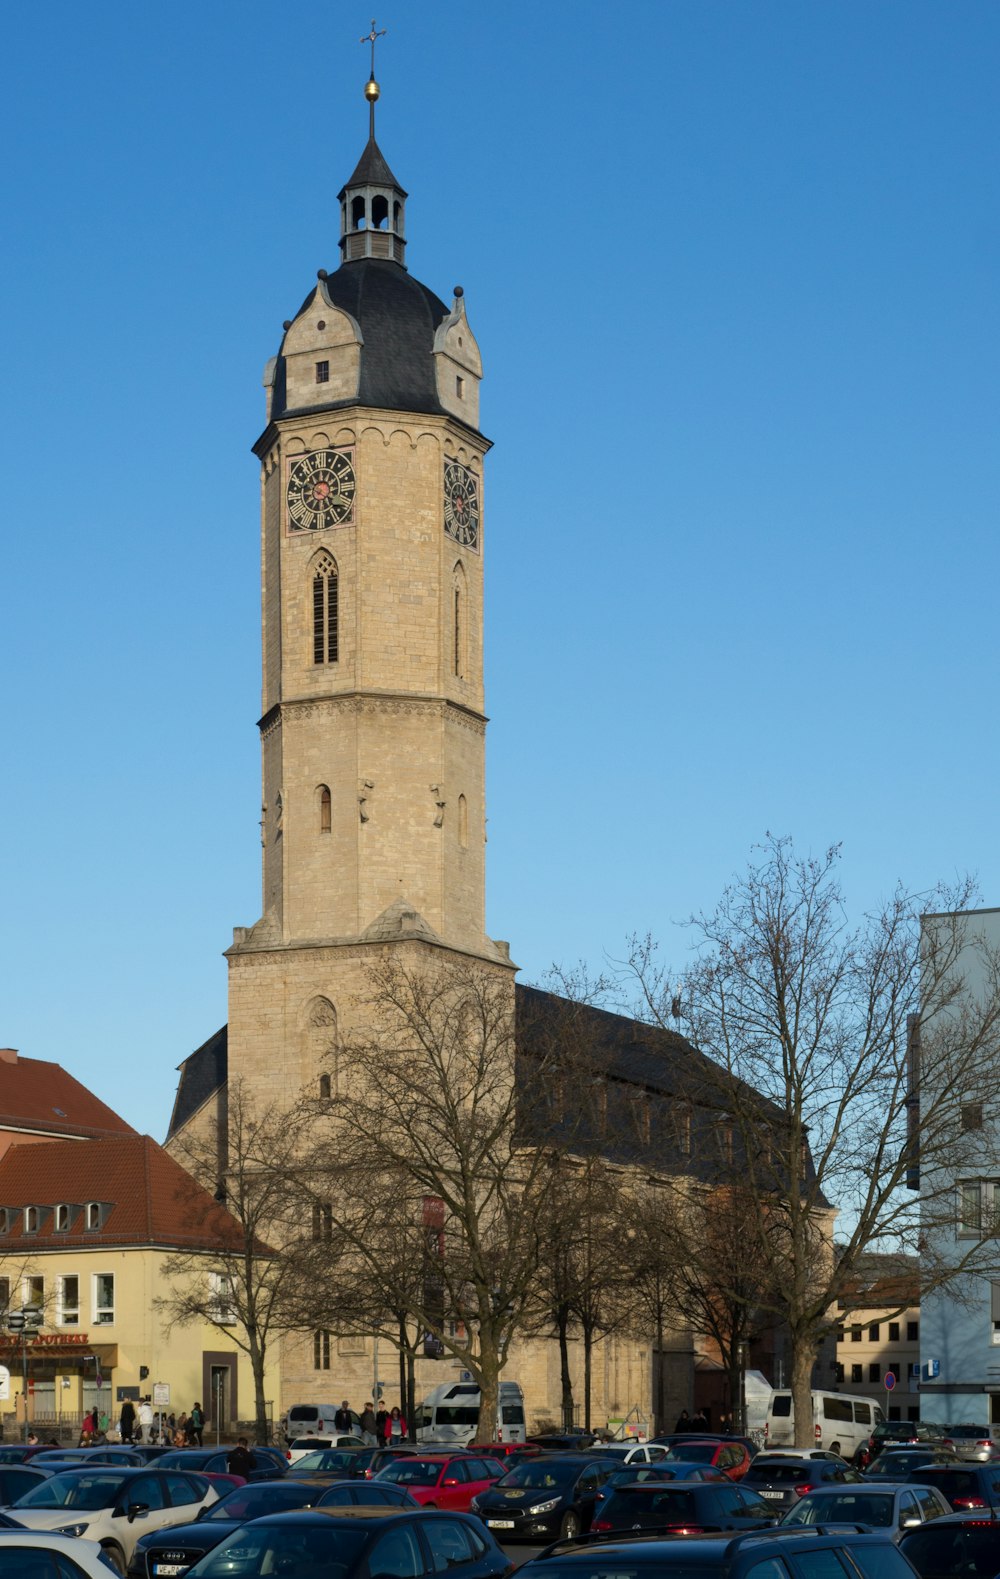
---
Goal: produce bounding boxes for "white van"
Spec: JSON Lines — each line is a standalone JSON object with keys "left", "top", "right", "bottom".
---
{"left": 413, "top": 1380, "right": 525, "bottom": 1445}
{"left": 281, "top": 1402, "right": 360, "bottom": 1441}
{"left": 765, "top": 1390, "right": 884, "bottom": 1458}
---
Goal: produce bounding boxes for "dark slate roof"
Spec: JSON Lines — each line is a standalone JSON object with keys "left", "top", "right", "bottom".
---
{"left": 339, "top": 136, "right": 407, "bottom": 198}
{"left": 165, "top": 1025, "right": 227, "bottom": 1143}
{"left": 270, "top": 258, "right": 451, "bottom": 423}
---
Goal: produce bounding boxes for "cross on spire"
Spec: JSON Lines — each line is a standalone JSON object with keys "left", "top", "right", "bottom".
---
{"left": 360, "top": 19, "right": 387, "bottom": 137}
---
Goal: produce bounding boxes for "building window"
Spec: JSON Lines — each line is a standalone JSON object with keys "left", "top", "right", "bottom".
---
{"left": 869, "top": 1362, "right": 880, "bottom": 1383}
{"left": 85, "top": 1202, "right": 102, "bottom": 1231}
{"left": 93, "top": 1272, "right": 114, "bottom": 1325}
{"left": 869, "top": 1323, "right": 880, "bottom": 1342}
{"left": 26, "top": 1276, "right": 43, "bottom": 1312}
{"left": 907, "top": 1320, "right": 918, "bottom": 1342}
{"left": 851, "top": 1363, "right": 863, "bottom": 1383}
{"left": 458, "top": 794, "right": 468, "bottom": 849}
{"left": 888, "top": 1322, "right": 900, "bottom": 1341}
{"left": 315, "top": 360, "right": 330, "bottom": 384}
{"left": 24, "top": 1207, "right": 39, "bottom": 1234}
{"left": 55, "top": 1204, "right": 72, "bottom": 1232}
{"left": 962, "top": 1102, "right": 984, "bottom": 1132}
{"left": 887, "top": 1363, "right": 899, "bottom": 1382}
{"left": 851, "top": 1325, "right": 862, "bottom": 1343}
{"left": 318, "top": 785, "right": 331, "bottom": 833}
{"left": 311, "top": 1202, "right": 333, "bottom": 1243}
{"left": 0, "top": 1211, "right": 9, "bottom": 1235}
{"left": 835, "top": 1325, "right": 845, "bottom": 1343}
{"left": 318, "top": 1073, "right": 331, "bottom": 1100}
{"left": 454, "top": 586, "right": 462, "bottom": 677}
{"left": 209, "top": 1272, "right": 236, "bottom": 1324}
{"left": 314, "top": 1329, "right": 331, "bottom": 1370}
{"left": 959, "top": 1181, "right": 983, "bottom": 1236}
{"left": 312, "top": 554, "right": 339, "bottom": 665}
{"left": 456, "top": 375, "right": 464, "bottom": 398}
{"left": 58, "top": 1275, "right": 80, "bottom": 1327}
{"left": 835, "top": 1363, "right": 845, "bottom": 1383}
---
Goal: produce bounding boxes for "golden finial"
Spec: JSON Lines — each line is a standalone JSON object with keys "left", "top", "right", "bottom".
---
{"left": 360, "top": 19, "right": 386, "bottom": 137}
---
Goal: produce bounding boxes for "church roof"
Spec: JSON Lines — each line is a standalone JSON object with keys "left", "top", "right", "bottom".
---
{"left": 166, "top": 1025, "right": 227, "bottom": 1141}
{"left": 0, "top": 1132, "right": 246, "bottom": 1251}
{"left": 0, "top": 1050, "right": 135, "bottom": 1142}
{"left": 269, "top": 259, "right": 451, "bottom": 424}
{"left": 339, "top": 136, "right": 406, "bottom": 199}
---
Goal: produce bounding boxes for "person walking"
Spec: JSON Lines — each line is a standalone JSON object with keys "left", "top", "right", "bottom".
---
{"left": 334, "top": 1400, "right": 353, "bottom": 1434}
{"left": 138, "top": 1397, "right": 154, "bottom": 1444}
{"left": 189, "top": 1401, "right": 205, "bottom": 1445}
{"left": 360, "top": 1402, "right": 377, "bottom": 1446}
{"left": 384, "top": 1405, "right": 406, "bottom": 1444}
{"left": 119, "top": 1398, "right": 136, "bottom": 1444}
{"left": 227, "top": 1437, "right": 258, "bottom": 1478}
{"left": 375, "top": 1403, "right": 388, "bottom": 1444}
{"left": 673, "top": 1409, "right": 691, "bottom": 1434}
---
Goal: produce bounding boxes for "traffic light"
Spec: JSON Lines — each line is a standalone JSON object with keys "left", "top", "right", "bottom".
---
{"left": 139, "top": 1366, "right": 149, "bottom": 1380}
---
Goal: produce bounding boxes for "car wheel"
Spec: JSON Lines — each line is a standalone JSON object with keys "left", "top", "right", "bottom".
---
{"left": 560, "top": 1511, "right": 580, "bottom": 1539}
{"left": 101, "top": 1547, "right": 126, "bottom": 1575}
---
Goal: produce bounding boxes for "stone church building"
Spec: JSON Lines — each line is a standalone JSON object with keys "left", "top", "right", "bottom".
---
{"left": 165, "top": 63, "right": 758, "bottom": 1434}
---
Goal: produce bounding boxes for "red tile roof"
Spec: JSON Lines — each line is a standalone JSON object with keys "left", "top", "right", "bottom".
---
{"left": 0, "top": 1054, "right": 135, "bottom": 1141}
{"left": 0, "top": 1134, "right": 249, "bottom": 1252}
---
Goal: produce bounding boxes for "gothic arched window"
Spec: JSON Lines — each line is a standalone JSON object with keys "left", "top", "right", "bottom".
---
{"left": 318, "top": 785, "right": 332, "bottom": 834}
{"left": 458, "top": 794, "right": 468, "bottom": 848}
{"left": 303, "top": 996, "right": 338, "bottom": 1091}
{"left": 312, "top": 553, "right": 338, "bottom": 665}
{"left": 452, "top": 563, "right": 467, "bottom": 679}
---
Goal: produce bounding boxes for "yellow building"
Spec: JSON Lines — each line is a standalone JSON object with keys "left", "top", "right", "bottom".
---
{"left": 835, "top": 1258, "right": 921, "bottom": 1422}
{"left": 0, "top": 1131, "right": 278, "bottom": 1434}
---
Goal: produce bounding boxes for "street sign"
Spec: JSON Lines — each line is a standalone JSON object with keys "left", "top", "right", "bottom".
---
{"left": 885, "top": 1371, "right": 896, "bottom": 1391}
{"left": 0, "top": 1366, "right": 10, "bottom": 1401}
{"left": 153, "top": 1383, "right": 170, "bottom": 1406}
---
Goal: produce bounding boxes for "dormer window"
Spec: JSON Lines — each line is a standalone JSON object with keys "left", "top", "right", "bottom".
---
{"left": 85, "top": 1202, "right": 102, "bottom": 1231}
{"left": 0, "top": 1210, "right": 9, "bottom": 1234}
{"left": 24, "top": 1207, "right": 39, "bottom": 1233}
{"left": 55, "top": 1204, "right": 71, "bottom": 1232}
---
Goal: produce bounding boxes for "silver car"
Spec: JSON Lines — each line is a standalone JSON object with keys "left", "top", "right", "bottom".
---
{"left": 941, "top": 1426, "right": 1000, "bottom": 1463}
{"left": 779, "top": 1481, "right": 951, "bottom": 1539}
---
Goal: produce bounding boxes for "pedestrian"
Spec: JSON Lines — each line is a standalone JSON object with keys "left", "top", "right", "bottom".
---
{"left": 673, "top": 1409, "right": 691, "bottom": 1434}
{"left": 172, "top": 1425, "right": 187, "bottom": 1447}
{"left": 26, "top": 1431, "right": 39, "bottom": 1446}
{"left": 138, "top": 1397, "right": 154, "bottom": 1444}
{"left": 227, "top": 1436, "right": 258, "bottom": 1478}
{"left": 119, "top": 1398, "right": 136, "bottom": 1444}
{"left": 375, "top": 1403, "right": 388, "bottom": 1443}
{"left": 98, "top": 1409, "right": 109, "bottom": 1439}
{"left": 360, "top": 1402, "right": 377, "bottom": 1446}
{"left": 691, "top": 1409, "right": 708, "bottom": 1431}
{"left": 384, "top": 1405, "right": 406, "bottom": 1444}
{"left": 190, "top": 1401, "right": 205, "bottom": 1445}
{"left": 334, "top": 1399, "right": 353, "bottom": 1433}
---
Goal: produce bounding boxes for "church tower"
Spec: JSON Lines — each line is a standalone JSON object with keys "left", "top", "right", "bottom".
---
{"left": 225, "top": 57, "right": 512, "bottom": 1120}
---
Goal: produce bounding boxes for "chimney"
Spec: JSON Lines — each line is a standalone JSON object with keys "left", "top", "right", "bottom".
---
{"left": 0, "top": 1049, "right": 18, "bottom": 1065}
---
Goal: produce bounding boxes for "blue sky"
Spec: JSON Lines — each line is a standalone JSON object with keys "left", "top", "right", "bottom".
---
{"left": 2, "top": 0, "right": 998, "bottom": 1134}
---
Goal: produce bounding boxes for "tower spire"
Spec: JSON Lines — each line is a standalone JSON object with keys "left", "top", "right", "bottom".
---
{"left": 360, "top": 18, "right": 386, "bottom": 140}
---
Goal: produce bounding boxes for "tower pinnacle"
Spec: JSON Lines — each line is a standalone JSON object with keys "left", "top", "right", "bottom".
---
{"left": 360, "top": 19, "right": 386, "bottom": 140}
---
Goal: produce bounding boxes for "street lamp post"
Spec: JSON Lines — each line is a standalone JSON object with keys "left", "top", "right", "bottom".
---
{"left": 7, "top": 1306, "right": 43, "bottom": 1442}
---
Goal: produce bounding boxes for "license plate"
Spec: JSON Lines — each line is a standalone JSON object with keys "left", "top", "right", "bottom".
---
{"left": 487, "top": 1519, "right": 515, "bottom": 1529}
{"left": 760, "top": 1492, "right": 783, "bottom": 1499}
{"left": 153, "top": 1568, "right": 188, "bottom": 1577}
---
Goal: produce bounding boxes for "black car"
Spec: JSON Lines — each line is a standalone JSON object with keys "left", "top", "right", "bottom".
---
{"left": 865, "top": 1451, "right": 957, "bottom": 1483}
{"left": 900, "top": 1511, "right": 1000, "bottom": 1577}
{"left": 514, "top": 1528, "right": 921, "bottom": 1579}
{"left": 126, "top": 1477, "right": 418, "bottom": 1577}
{"left": 903, "top": 1463, "right": 1000, "bottom": 1514}
{"left": 589, "top": 1479, "right": 777, "bottom": 1534}
{"left": 0, "top": 1465, "right": 51, "bottom": 1505}
{"left": 156, "top": 1445, "right": 288, "bottom": 1481}
{"left": 593, "top": 1464, "right": 726, "bottom": 1509}
{"left": 472, "top": 1454, "right": 614, "bottom": 1540}
{"left": 181, "top": 1507, "right": 511, "bottom": 1579}
{"left": 528, "top": 1434, "right": 599, "bottom": 1453}
{"left": 742, "top": 1456, "right": 862, "bottom": 1513}
{"left": 871, "top": 1423, "right": 945, "bottom": 1456}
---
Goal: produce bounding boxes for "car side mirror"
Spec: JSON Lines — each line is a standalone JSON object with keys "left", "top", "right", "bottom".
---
{"left": 128, "top": 1501, "right": 150, "bottom": 1522}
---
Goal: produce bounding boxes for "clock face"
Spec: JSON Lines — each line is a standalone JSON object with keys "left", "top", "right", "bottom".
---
{"left": 286, "top": 449, "right": 356, "bottom": 532}
{"left": 443, "top": 460, "right": 480, "bottom": 550}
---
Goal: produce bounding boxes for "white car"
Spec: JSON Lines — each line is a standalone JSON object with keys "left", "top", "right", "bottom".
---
{"left": 9, "top": 1465, "right": 217, "bottom": 1572}
{"left": 0, "top": 1528, "right": 123, "bottom": 1575}
{"left": 754, "top": 1449, "right": 848, "bottom": 1463}
{"left": 286, "top": 1434, "right": 365, "bottom": 1464}
{"left": 593, "top": 1443, "right": 668, "bottom": 1464}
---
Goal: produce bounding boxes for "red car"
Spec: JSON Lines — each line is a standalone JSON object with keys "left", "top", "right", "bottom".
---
{"left": 662, "top": 1439, "right": 752, "bottom": 1479}
{"left": 376, "top": 1452, "right": 505, "bottom": 1510}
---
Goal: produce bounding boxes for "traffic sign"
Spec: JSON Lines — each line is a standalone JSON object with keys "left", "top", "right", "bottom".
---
{"left": 0, "top": 1366, "right": 10, "bottom": 1401}
{"left": 885, "top": 1371, "right": 897, "bottom": 1391}
{"left": 153, "top": 1383, "right": 170, "bottom": 1406}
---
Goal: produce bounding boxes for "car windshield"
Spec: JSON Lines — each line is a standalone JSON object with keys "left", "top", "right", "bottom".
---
{"left": 785, "top": 1493, "right": 894, "bottom": 1526}
{"left": 664, "top": 1444, "right": 714, "bottom": 1462}
{"left": 902, "top": 1525, "right": 1000, "bottom": 1577}
{"left": 609, "top": 1489, "right": 697, "bottom": 1515}
{"left": 206, "top": 1484, "right": 317, "bottom": 1520}
{"left": 497, "top": 1461, "right": 580, "bottom": 1489}
{"left": 921, "top": 1470, "right": 980, "bottom": 1494}
{"left": 295, "top": 1451, "right": 358, "bottom": 1472}
{"left": 13, "top": 1471, "right": 129, "bottom": 1510}
{"left": 745, "top": 1465, "right": 813, "bottom": 1483}
{"left": 379, "top": 1460, "right": 443, "bottom": 1486}
{"left": 191, "top": 1523, "right": 368, "bottom": 1576}
{"left": 158, "top": 1451, "right": 209, "bottom": 1467}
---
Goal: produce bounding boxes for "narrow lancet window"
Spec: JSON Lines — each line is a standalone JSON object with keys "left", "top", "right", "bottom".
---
{"left": 312, "top": 554, "right": 338, "bottom": 664}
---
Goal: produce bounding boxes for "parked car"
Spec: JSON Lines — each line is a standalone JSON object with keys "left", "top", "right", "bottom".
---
{"left": 280, "top": 1403, "right": 362, "bottom": 1441}
{"left": 941, "top": 1427, "right": 1000, "bottom": 1464}
{"left": 513, "top": 1528, "right": 921, "bottom": 1579}
{"left": 752, "top": 1449, "right": 848, "bottom": 1462}
{"left": 653, "top": 1434, "right": 760, "bottom": 1460}
{"left": 176, "top": 1506, "right": 512, "bottom": 1579}
{"left": 9, "top": 1465, "right": 217, "bottom": 1572}
{"left": 526, "top": 1433, "right": 598, "bottom": 1452}
{"left": 779, "top": 1482, "right": 951, "bottom": 1536}
{"left": 0, "top": 1446, "right": 54, "bottom": 1465}
{"left": 155, "top": 1446, "right": 288, "bottom": 1482}
{"left": 360, "top": 1445, "right": 422, "bottom": 1479}
{"left": 593, "top": 1463, "right": 727, "bottom": 1508}
{"left": 865, "top": 1451, "right": 958, "bottom": 1483}
{"left": 900, "top": 1511, "right": 1000, "bottom": 1577}
{"left": 376, "top": 1453, "right": 504, "bottom": 1511}
{"left": 0, "top": 1530, "right": 128, "bottom": 1576}
{"left": 662, "top": 1440, "right": 752, "bottom": 1479}
{"left": 0, "top": 1465, "right": 52, "bottom": 1505}
{"left": 590, "top": 1478, "right": 778, "bottom": 1534}
{"left": 287, "top": 1447, "right": 371, "bottom": 1478}
{"left": 126, "top": 1475, "right": 420, "bottom": 1577}
{"left": 471, "top": 1453, "right": 615, "bottom": 1540}
{"left": 742, "top": 1455, "right": 862, "bottom": 1513}
{"left": 591, "top": 1444, "right": 669, "bottom": 1465}
{"left": 32, "top": 1448, "right": 147, "bottom": 1468}
{"left": 903, "top": 1463, "right": 1000, "bottom": 1514}
{"left": 870, "top": 1423, "right": 947, "bottom": 1458}
{"left": 286, "top": 1434, "right": 366, "bottom": 1464}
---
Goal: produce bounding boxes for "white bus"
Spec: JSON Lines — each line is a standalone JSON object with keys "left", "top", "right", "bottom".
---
{"left": 413, "top": 1381, "right": 526, "bottom": 1445}
{"left": 765, "top": 1389, "right": 885, "bottom": 1458}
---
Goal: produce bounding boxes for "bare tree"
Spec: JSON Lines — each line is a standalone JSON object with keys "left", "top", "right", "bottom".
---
{"left": 622, "top": 836, "right": 1000, "bottom": 1447}
{"left": 158, "top": 1079, "right": 314, "bottom": 1443}
{"left": 309, "top": 955, "right": 560, "bottom": 1443}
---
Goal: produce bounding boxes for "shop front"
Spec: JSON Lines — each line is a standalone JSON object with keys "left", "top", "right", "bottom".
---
{"left": 0, "top": 1331, "right": 118, "bottom": 1430}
